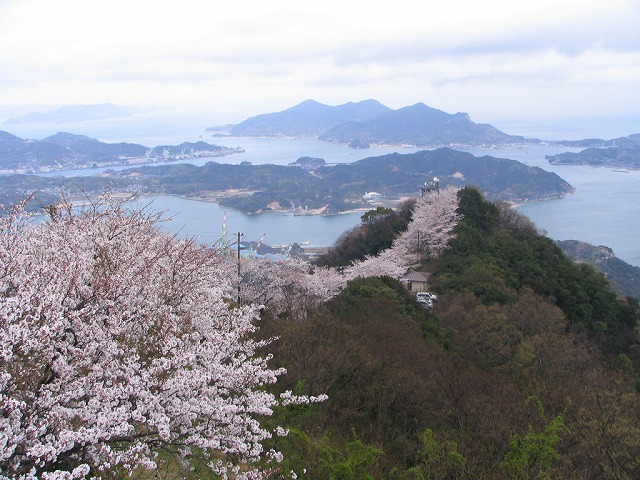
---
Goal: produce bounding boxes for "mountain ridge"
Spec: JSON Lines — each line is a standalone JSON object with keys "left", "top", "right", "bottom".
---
{"left": 319, "top": 102, "right": 524, "bottom": 146}
{"left": 3, "top": 103, "right": 136, "bottom": 125}
{"left": 213, "top": 99, "right": 532, "bottom": 147}
{"left": 225, "top": 99, "right": 391, "bottom": 138}
{"left": 214, "top": 100, "right": 640, "bottom": 150}
{"left": 0, "top": 131, "right": 240, "bottom": 173}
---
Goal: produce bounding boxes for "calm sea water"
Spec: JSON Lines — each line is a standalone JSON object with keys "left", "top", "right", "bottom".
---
{"left": 10, "top": 116, "right": 638, "bottom": 267}
{"left": 129, "top": 195, "right": 364, "bottom": 249}
{"left": 138, "top": 142, "right": 640, "bottom": 268}
{"left": 515, "top": 165, "right": 640, "bottom": 267}
{"left": 116, "top": 141, "right": 639, "bottom": 269}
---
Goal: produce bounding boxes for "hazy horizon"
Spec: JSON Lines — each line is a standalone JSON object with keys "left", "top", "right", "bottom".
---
{"left": 0, "top": 101, "right": 636, "bottom": 145}
{"left": 0, "top": 0, "right": 638, "bottom": 143}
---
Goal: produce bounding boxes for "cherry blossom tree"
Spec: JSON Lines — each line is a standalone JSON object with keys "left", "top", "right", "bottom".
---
{"left": 0, "top": 199, "right": 323, "bottom": 480}
{"left": 341, "top": 186, "right": 462, "bottom": 282}
{"left": 342, "top": 247, "right": 408, "bottom": 282}
{"left": 239, "top": 257, "right": 343, "bottom": 321}
{"left": 237, "top": 187, "right": 461, "bottom": 311}
{"left": 392, "top": 186, "right": 462, "bottom": 263}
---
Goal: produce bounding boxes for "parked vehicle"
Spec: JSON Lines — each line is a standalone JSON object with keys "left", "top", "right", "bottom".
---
{"left": 416, "top": 292, "right": 437, "bottom": 308}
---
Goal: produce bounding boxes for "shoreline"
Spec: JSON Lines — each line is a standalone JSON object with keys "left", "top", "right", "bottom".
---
{"left": 131, "top": 192, "right": 373, "bottom": 217}
{"left": 2, "top": 148, "right": 245, "bottom": 176}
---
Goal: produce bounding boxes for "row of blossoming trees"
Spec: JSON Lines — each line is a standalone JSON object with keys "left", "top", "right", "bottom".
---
{"left": 238, "top": 186, "right": 461, "bottom": 319}
{"left": 0, "top": 187, "right": 460, "bottom": 479}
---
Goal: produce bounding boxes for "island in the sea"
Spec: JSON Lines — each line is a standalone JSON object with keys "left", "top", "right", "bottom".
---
{"left": 208, "top": 99, "right": 538, "bottom": 147}
{"left": 0, "top": 131, "right": 243, "bottom": 174}
{"left": 0, "top": 147, "right": 574, "bottom": 215}
{"left": 546, "top": 133, "right": 640, "bottom": 169}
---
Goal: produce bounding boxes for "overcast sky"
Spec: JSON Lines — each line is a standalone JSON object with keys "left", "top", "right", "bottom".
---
{"left": 0, "top": 0, "right": 638, "bottom": 138}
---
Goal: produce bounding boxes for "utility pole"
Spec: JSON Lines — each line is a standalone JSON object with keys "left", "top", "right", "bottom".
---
{"left": 237, "top": 232, "right": 244, "bottom": 304}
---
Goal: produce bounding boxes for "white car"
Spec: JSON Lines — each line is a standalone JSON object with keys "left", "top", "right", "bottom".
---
{"left": 416, "top": 292, "right": 437, "bottom": 307}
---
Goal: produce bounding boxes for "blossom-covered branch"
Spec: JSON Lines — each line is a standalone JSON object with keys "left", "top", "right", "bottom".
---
{"left": 237, "top": 187, "right": 462, "bottom": 315}
{"left": 0, "top": 199, "right": 323, "bottom": 479}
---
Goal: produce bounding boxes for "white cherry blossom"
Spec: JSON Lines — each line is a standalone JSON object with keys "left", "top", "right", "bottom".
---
{"left": 0, "top": 199, "right": 321, "bottom": 479}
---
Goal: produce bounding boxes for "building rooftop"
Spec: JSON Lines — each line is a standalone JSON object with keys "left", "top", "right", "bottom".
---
{"left": 401, "top": 271, "right": 432, "bottom": 283}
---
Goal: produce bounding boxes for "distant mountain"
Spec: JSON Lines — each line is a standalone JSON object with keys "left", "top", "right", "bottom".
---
{"left": 552, "top": 133, "right": 640, "bottom": 149}
{"left": 218, "top": 99, "right": 533, "bottom": 147}
{"left": 227, "top": 99, "right": 391, "bottom": 137}
{"left": 0, "top": 131, "right": 238, "bottom": 173}
{"left": 558, "top": 240, "right": 640, "bottom": 299}
{"left": 319, "top": 102, "right": 526, "bottom": 146}
{"left": 546, "top": 133, "right": 640, "bottom": 169}
{"left": 3, "top": 104, "right": 135, "bottom": 125}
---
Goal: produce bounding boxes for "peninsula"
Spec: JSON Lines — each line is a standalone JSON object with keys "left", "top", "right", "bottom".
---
{"left": 0, "top": 131, "right": 243, "bottom": 174}
{"left": 546, "top": 133, "right": 640, "bottom": 169}
{"left": 0, "top": 148, "right": 573, "bottom": 215}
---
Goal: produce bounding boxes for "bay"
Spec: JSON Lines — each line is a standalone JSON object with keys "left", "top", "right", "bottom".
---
{"left": 128, "top": 195, "right": 364, "bottom": 249}
{"left": 142, "top": 139, "right": 640, "bottom": 267}
{"left": 27, "top": 130, "right": 640, "bottom": 268}
{"left": 515, "top": 166, "right": 640, "bottom": 267}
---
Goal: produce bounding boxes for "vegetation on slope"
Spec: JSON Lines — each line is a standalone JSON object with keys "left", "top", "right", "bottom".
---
{"left": 558, "top": 239, "right": 640, "bottom": 300}
{"left": 261, "top": 187, "right": 640, "bottom": 479}
{"left": 5, "top": 186, "right": 640, "bottom": 479}
{"left": 313, "top": 201, "right": 415, "bottom": 268}
{"left": 432, "top": 188, "right": 639, "bottom": 356}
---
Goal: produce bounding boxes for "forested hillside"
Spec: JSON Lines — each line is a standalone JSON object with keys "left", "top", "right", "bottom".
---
{"left": 0, "top": 189, "right": 460, "bottom": 479}
{"left": 558, "top": 239, "right": 640, "bottom": 300}
{"left": 2, "top": 188, "right": 640, "bottom": 479}
{"left": 0, "top": 147, "right": 572, "bottom": 214}
{"left": 261, "top": 188, "right": 640, "bottom": 479}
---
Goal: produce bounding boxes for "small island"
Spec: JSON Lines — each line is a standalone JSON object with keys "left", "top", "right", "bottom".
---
{"left": 545, "top": 133, "right": 640, "bottom": 169}
{"left": 288, "top": 156, "right": 326, "bottom": 170}
{"left": 546, "top": 147, "right": 640, "bottom": 169}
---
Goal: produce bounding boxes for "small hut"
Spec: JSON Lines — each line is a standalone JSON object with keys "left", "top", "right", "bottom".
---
{"left": 401, "top": 271, "right": 432, "bottom": 293}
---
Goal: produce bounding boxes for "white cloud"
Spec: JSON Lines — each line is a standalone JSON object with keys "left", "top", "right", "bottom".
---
{"left": 0, "top": 0, "right": 639, "bottom": 134}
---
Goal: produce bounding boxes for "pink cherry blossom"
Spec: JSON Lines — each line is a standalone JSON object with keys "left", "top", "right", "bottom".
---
{"left": 0, "top": 198, "right": 322, "bottom": 479}
{"left": 235, "top": 187, "right": 461, "bottom": 313}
